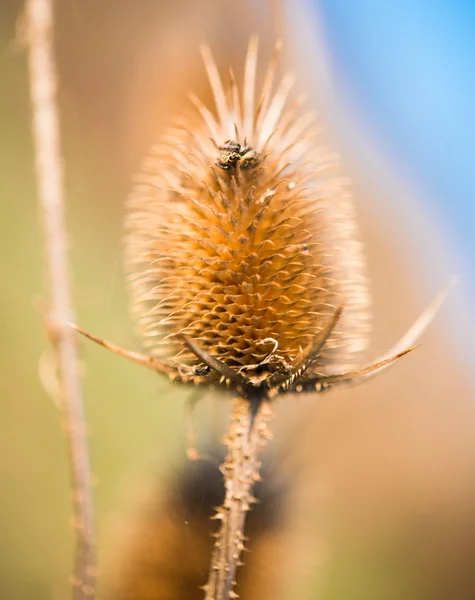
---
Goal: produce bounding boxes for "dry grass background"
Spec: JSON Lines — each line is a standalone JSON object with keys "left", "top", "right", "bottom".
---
{"left": 1, "top": 1, "right": 474, "bottom": 599}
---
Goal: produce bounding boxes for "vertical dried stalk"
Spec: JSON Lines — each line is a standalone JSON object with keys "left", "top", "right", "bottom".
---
{"left": 204, "top": 399, "right": 274, "bottom": 600}
{"left": 25, "top": 0, "right": 96, "bottom": 598}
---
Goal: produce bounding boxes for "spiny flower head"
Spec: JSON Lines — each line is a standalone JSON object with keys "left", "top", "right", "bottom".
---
{"left": 125, "top": 39, "right": 371, "bottom": 389}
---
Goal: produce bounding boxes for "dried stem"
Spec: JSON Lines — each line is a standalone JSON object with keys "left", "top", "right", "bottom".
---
{"left": 25, "top": 0, "right": 96, "bottom": 598}
{"left": 204, "top": 398, "right": 274, "bottom": 600}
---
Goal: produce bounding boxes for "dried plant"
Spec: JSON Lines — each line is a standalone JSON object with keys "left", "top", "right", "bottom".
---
{"left": 74, "top": 38, "right": 450, "bottom": 600}
{"left": 25, "top": 0, "right": 95, "bottom": 598}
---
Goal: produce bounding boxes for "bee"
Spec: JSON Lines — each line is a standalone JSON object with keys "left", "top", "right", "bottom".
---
{"left": 216, "top": 139, "right": 261, "bottom": 170}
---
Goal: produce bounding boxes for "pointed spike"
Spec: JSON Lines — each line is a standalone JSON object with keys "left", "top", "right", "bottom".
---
{"left": 210, "top": 510, "right": 224, "bottom": 521}
{"left": 200, "top": 44, "right": 229, "bottom": 130}
{"left": 70, "top": 323, "right": 175, "bottom": 377}
{"left": 258, "top": 72, "right": 295, "bottom": 148}
{"left": 289, "top": 279, "right": 456, "bottom": 394}
{"left": 255, "top": 39, "right": 282, "bottom": 130}
{"left": 375, "top": 277, "right": 457, "bottom": 364}
{"left": 243, "top": 36, "right": 259, "bottom": 139}
{"left": 228, "top": 67, "right": 242, "bottom": 136}
{"left": 325, "top": 278, "right": 456, "bottom": 387}
{"left": 318, "top": 345, "right": 419, "bottom": 388}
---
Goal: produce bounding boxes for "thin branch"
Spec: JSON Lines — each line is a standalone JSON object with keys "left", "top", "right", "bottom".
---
{"left": 204, "top": 398, "right": 274, "bottom": 600}
{"left": 25, "top": 1, "right": 96, "bottom": 598}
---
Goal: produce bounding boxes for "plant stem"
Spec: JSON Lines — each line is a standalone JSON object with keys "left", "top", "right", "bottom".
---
{"left": 25, "top": 0, "right": 96, "bottom": 597}
{"left": 204, "top": 397, "right": 274, "bottom": 600}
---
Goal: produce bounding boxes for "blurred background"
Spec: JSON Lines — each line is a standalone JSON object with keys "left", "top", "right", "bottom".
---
{"left": 1, "top": 1, "right": 474, "bottom": 599}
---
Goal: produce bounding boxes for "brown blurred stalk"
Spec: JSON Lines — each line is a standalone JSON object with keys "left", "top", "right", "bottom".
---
{"left": 25, "top": 0, "right": 95, "bottom": 598}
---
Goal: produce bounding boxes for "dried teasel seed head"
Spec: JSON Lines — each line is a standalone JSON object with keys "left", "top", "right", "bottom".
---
{"left": 125, "top": 39, "right": 371, "bottom": 389}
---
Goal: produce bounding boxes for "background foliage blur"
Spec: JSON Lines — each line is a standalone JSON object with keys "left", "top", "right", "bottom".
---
{"left": 1, "top": 1, "right": 474, "bottom": 599}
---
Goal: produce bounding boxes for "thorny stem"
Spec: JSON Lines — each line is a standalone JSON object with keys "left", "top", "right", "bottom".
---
{"left": 25, "top": 1, "right": 96, "bottom": 598}
{"left": 204, "top": 398, "right": 274, "bottom": 600}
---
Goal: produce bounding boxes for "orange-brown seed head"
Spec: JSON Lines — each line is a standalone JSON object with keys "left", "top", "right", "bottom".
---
{"left": 125, "top": 39, "right": 371, "bottom": 387}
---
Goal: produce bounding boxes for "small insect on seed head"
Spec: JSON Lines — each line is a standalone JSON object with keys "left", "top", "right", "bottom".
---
{"left": 238, "top": 147, "right": 260, "bottom": 170}
{"left": 215, "top": 139, "right": 243, "bottom": 170}
{"left": 216, "top": 139, "right": 261, "bottom": 171}
{"left": 124, "top": 38, "right": 373, "bottom": 399}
